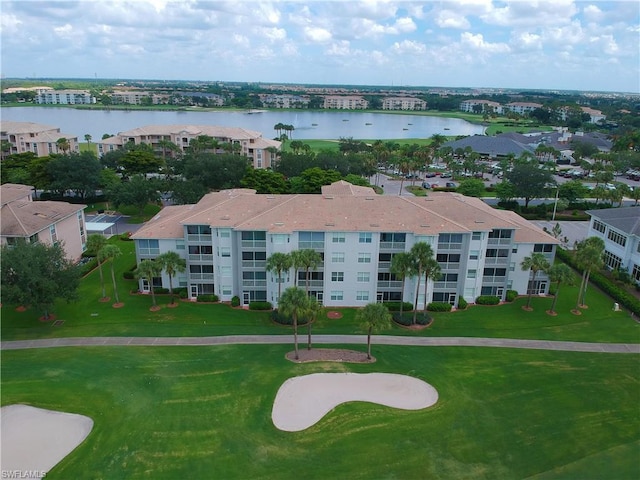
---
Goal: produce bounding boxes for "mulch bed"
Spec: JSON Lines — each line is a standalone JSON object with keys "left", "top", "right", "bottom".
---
{"left": 150, "top": 305, "right": 162, "bottom": 312}
{"left": 99, "top": 297, "right": 111, "bottom": 303}
{"left": 15, "top": 306, "right": 27, "bottom": 312}
{"left": 326, "top": 311, "right": 343, "bottom": 319}
{"left": 286, "top": 348, "right": 375, "bottom": 363}
{"left": 38, "top": 314, "right": 57, "bottom": 322}
{"left": 112, "top": 302, "right": 125, "bottom": 309}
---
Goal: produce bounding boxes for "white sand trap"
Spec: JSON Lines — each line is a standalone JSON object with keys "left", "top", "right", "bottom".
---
{"left": 1, "top": 405, "right": 93, "bottom": 478}
{"left": 272, "top": 373, "right": 438, "bottom": 432}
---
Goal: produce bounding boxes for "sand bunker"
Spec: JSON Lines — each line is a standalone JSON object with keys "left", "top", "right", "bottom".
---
{"left": 272, "top": 373, "right": 438, "bottom": 432}
{"left": 1, "top": 405, "right": 93, "bottom": 478}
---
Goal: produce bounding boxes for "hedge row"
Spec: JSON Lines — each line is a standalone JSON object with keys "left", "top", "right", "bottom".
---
{"left": 505, "top": 290, "right": 518, "bottom": 302}
{"left": 197, "top": 294, "right": 219, "bottom": 303}
{"left": 476, "top": 295, "right": 501, "bottom": 305}
{"left": 270, "top": 309, "right": 309, "bottom": 326}
{"left": 383, "top": 301, "right": 414, "bottom": 312}
{"left": 393, "top": 311, "right": 431, "bottom": 326}
{"left": 457, "top": 297, "right": 468, "bottom": 310}
{"left": 556, "top": 248, "right": 640, "bottom": 315}
{"left": 249, "top": 301, "right": 272, "bottom": 311}
{"left": 426, "top": 302, "right": 452, "bottom": 312}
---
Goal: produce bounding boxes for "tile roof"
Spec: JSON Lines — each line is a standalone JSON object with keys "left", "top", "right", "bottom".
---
{"left": 1, "top": 183, "right": 34, "bottom": 206}
{"left": 586, "top": 207, "right": 640, "bottom": 236}
{"left": 1, "top": 200, "right": 85, "bottom": 237}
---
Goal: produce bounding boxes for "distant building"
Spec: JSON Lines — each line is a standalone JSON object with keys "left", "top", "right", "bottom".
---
{"left": 586, "top": 207, "right": 640, "bottom": 285}
{"left": 0, "top": 121, "right": 79, "bottom": 158}
{"left": 382, "top": 97, "right": 427, "bottom": 111}
{"left": 260, "top": 94, "right": 310, "bottom": 109}
{"left": 131, "top": 181, "right": 558, "bottom": 307}
{"left": 500, "top": 102, "right": 543, "bottom": 115}
{"left": 96, "top": 124, "right": 281, "bottom": 169}
{"left": 36, "top": 89, "right": 96, "bottom": 105}
{"left": 459, "top": 99, "right": 500, "bottom": 114}
{"left": 0, "top": 183, "right": 87, "bottom": 261}
{"left": 323, "top": 95, "right": 368, "bottom": 110}
{"left": 111, "top": 90, "right": 170, "bottom": 105}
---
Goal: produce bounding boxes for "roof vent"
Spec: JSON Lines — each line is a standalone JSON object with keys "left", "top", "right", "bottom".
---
{"left": 324, "top": 195, "right": 334, "bottom": 199}
{"left": 325, "top": 222, "right": 335, "bottom": 226}
{"left": 420, "top": 224, "right": 430, "bottom": 228}
{"left": 274, "top": 222, "right": 284, "bottom": 226}
{"left": 221, "top": 215, "right": 230, "bottom": 220}
{"left": 365, "top": 197, "right": 374, "bottom": 200}
{"left": 370, "top": 223, "right": 379, "bottom": 227}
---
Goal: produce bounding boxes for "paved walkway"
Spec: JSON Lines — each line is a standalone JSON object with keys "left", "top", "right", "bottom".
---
{"left": 2, "top": 335, "right": 638, "bottom": 353}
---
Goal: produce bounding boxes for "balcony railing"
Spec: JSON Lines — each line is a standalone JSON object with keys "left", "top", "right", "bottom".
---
{"left": 437, "top": 262, "right": 460, "bottom": 270}
{"left": 482, "top": 276, "right": 506, "bottom": 283}
{"left": 189, "top": 273, "right": 214, "bottom": 281}
{"left": 484, "top": 257, "right": 508, "bottom": 265}
{"left": 241, "top": 240, "right": 266, "bottom": 248}
{"left": 377, "top": 261, "right": 391, "bottom": 269}
{"left": 298, "top": 280, "right": 324, "bottom": 288}
{"left": 379, "top": 241, "right": 406, "bottom": 250}
{"left": 299, "top": 241, "right": 324, "bottom": 250}
{"left": 377, "top": 280, "right": 403, "bottom": 289}
{"left": 187, "top": 234, "right": 212, "bottom": 242}
{"left": 437, "top": 243, "right": 462, "bottom": 251}
{"left": 242, "top": 280, "right": 267, "bottom": 287}
{"left": 433, "top": 281, "right": 459, "bottom": 289}
{"left": 242, "top": 260, "right": 266, "bottom": 268}
{"left": 487, "top": 238, "right": 511, "bottom": 246}
{"left": 188, "top": 254, "right": 213, "bottom": 262}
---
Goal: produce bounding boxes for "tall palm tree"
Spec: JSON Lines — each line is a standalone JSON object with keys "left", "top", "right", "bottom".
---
{"left": 156, "top": 251, "right": 186, "bottom": 305}
{"left": 409, "top": 242, "right": 439, "bottom": 324}
{"left": 100, "top": 244, "right": 122, "bottom": 305}
{"left": 56, "top": 137, "right": 70, "bottom": 154}
{"left": 574, "top": 237, "right": 605, "bottom": 310}
{"left": 546, "top": 263, "right": 574, "bottom": 315}
{"left": 290, "top": 249, "right": 322, "bottom": 295}
{"left": 521, "top": 252, "right": 551, "bottom": 310}
{"left": 266, "top": 252, "right": 292, "bottom": 302}
{"left": 135, "top": 259, "right": 162, "bottom": 308}
{"left": 84, "top": 134, "right": 92, "bottom": 145}
{"left": 356, "top": 302, "right": 392, "bottom": 360}
{"left": 86, "top": 234, "right": 108, "bottom": 299}
{"left": 390, "top": 252, "right": 414, "bottom": 319}
{"left": 306, "top": 297, "right": 321, "bottom": 351}
{"left": 278, "top": 287, "right": 310, "bottom": 360}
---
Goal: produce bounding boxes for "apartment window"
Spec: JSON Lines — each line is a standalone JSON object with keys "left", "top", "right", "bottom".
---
{"left": 332, "top": 232, "right": 346, "bottom": 243}
{"left": 472, "top": 231, "right": 482, "bottom": 240}
{"left": 510, "top": 262, "right": 516, "bottom": 272}
{"left": 189, "top": 245, "right": 213, "bottom": 255}
{"left": 175, "top": 240, "right": 185, "bottom": 250}
{"left": 332, "top": 252, "right": 345, "bottom": 263}
{"left": 359, "top": 232, "right": 372, "bottom": 243}
{"left": 220, "top": 247, "right": 231, "bottom": 257}
{"left": 488, "top": 229, "right": 512, "bottom": 239}
{"left": 356, "top": 291, "right": 369, "bottom": 301}
{"left": 470, "top": 250, "right": 479, "bottom": 260}
{"left": 299, "top": 231, "right": 324, "bottom": 249}
{"left": 467, "top": 269, "right": 477, "bottom": 279}
{"left": 187, "top": 225, "right": 211, "bottom": 235}
{"left": 272, "top": 234, "right": 288, "bottom": 244}
{"left": 50, "top": 225, "right": 57, "bottom": 244}
{"left": 331, "top": 272, "right": 344, "bottom": 282}
{"left": 222, "top": 285, "right": 233, "bottom": 296}
{"left": 330, "top": 291, "right": 344, "bottom": 301}
{"left": 464, "top": 287, "right": 476, "bottom": 298}
{"left": 138, "top": 239, "right": 160, "bottom": 255}
{"left": 357, "top": 272, "right": 370, "bottom": 282}
{"left": 438, "top": 233, "right": 463, "bottom": 250}
{"left": 219, "top": 229, "right": 231, "bottom": 238}
{"left": 593, "top": 220, "right": 606, "bottom": 234}
{"left": 607, "top": 230, "right": 627, "bottom": 247}
{"left": 437, "top": 253, "right": 461, "bottom": 264}
{"left": 632, "top": 264, "right": 640, "bottom": 283}
{"left": 358, "top": 253, "right": 371, "bottom": 263}
{"left": 220, "top": 266, "right": 232, "bottom": 276}
{"left": 533, "top": 244, "right": 554, "bottom": 253}
{"left": 486, "top": 248, "right": 509, "bottom": 258}
{"left": 603, "top": 250, "right": 622, "bottom": 271}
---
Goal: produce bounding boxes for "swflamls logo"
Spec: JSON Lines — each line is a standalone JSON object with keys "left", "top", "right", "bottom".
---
{"left": 1, "top": 471, "right": 47, "bottom": 479}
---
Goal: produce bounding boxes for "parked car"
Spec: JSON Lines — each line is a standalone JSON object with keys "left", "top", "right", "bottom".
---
{"left": 440, "top": 172, "right": 452, "bottom": 178}
{"left": 445, "top": 182, "right": 457, "bottom": 188}
{"left": 422, "top": 181, "right": 438, "bottom": 189}
{"left": 425, "top": 172, "right": 437, "bottom": 178}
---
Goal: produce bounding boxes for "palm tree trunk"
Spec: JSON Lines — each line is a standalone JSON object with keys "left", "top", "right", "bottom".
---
{"left": 367, "top": 326, "right": 372, "bottom": 360}
{"left": 150, "top": 285, "right": 157, "bottom": 307}
{"left": 98, "top": 261, "right": 106, "bottom": 298}
{"left": 307, "top": 321, "right": 312, "bottom": 350}
{"left": 293, "top": 315, "right": 299, "bottom": 360}
{"left": 168, "top": 275, "right": 175, "bottom": 305}
{"left": 526, "top": 271, "right": 536, "bottom": 309}
{"left": 550, "top": 289, "right": 559, "bottom": 314}
{"left": 575, "top": 270, "right": 587, "bottom": 310}
{"left": 399, "top": 279, "right": 405, "bottom": 320}
{"left": 580, "top": 269, "right": 592, "bottom": 306}
{"left": 413, "top": 274, "right": 421, "bottom": 325}
{"left": 111, "top": 264, "right": 120, "bottom": 304}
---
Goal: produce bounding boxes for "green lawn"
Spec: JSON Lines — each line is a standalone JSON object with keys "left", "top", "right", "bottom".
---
{"left": 2, "top": 345, "right": 638, "bottom": 479}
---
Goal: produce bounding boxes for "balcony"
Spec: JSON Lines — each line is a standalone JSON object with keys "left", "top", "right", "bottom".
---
{"left": 379, "top": 242, "right": 406, "bottom": 250}
{"left": 437, "top": 243, "right": 462, "bottom": 251}
{"left": 242, "top": 260, "right": 266, "bottom": 268}
{"left": 188, "top": 254, "right": 213, "bottom": 262}
{"left": 241, "top": 240, "right": 266, "bottom": 248}
{"left": 487, "top": 238, "right": 511, "bottom": 246}
{"left": 242, "top": 280, "right": 267, "bottom": 287}
{"left": 484, "top": 257, "right": 508, "bottom": 266}
{"left": 434, "top": 281, "right": 459, "bottom": 289}
{"left": 438, "top": 262, "right": 460, "bottom": 270}
{"left": 187, "top": 234, "right": 212, "bottom": 242}
{"left": 298, "top": 280, "right": 324, "bottom": 288}
{"left": 377, "top": 280, "right": 403, "bottom": 289}
{"left": 299, "top": 241, "right": 324, "bottom": 250}
{"left": 482, "top": 276, "right": 506, "bottom": 283}
{"left": 189, "top": 273, "right": 214, "bottom": 281}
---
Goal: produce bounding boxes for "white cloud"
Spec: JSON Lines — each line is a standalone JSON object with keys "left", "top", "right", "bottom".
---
{"left": 326, "top": 40, "right": 351, "bottom": 56}
{"left": 460, "top": 32, "right": 510, "bottom": 54}
{"left": 511, "top": 31, "right": 543, "bottom": 51}
{"left": 233, "top": 34, "right": 250, "bottom": 49}
{"left": 261, "top": 27, "right": 287, "bottom": 42}
{"left": 390, "top": 39, "right": 427, "bottom": 56}
{"left": 436, "top": 10, "right": 470, "bottom": 29}
{"left": 304, "top": 26, "right": 332, "bottom": 43}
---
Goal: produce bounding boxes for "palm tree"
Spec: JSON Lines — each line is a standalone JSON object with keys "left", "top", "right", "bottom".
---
{"left": 84, "top": 134, "right": 92, "bottom": 145}
{"left": 574, "top": 237, "right": 605, "bottom": 310}
{"left": 390, "top": 252, "right": 414, "bottom": 320}
{"left": 100, "top": 244, "right": 122, "bottom": 305}
{"left": 266, "top": 252, "right": 292, "bottom": 302}
{"left": 306, "top": 297, "right": 322, "bottom": 351}
{"left": 56, "top": 137, "right": 70, "bottom": 154}
{"left": 135, "top": 259, "right": 162, "bottom": 308}
{"left": 156, "top": 251, "right": 186, "bottom": 305}
{"left": 521, "top": 252, "right": 551, "bottom": 310}
{"left": 278, "top": 287, "right": 310, "bottom": 360}
{"left": 409, "top": 242, "right": 439, "bottom": 324}
{"left": 546, "top": 263, "right": 574, "bottom": 315}
{"left": 290, "top": 249, "right": 322, "bottom": 295}
{"left": 86, "top": 234, "right": 108, "bottom": 300}
{"left": 356, "top": 302, "right": 392, "bottom": 360}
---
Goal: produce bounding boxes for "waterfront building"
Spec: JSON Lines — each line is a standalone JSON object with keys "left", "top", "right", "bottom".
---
{"left": 0, "top": 121, "right": 79, "bottom": 158}
{"left": 323, "top": 95, "right": 368, "bottom": 110}
{"left": 131, "top": 181, "right": 558, "bottom": 307}
{"left": 35, "top": 89, "right": 96, "bottom": 105}
{"left": 382, "top": 97, "right": 427, "bottom": 111}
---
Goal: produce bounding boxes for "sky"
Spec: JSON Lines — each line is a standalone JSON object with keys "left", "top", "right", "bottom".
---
{"left": 1, "top": 0, "right": 639, "bottom": 93}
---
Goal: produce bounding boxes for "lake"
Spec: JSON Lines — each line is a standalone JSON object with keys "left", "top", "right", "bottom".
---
{"left": 1, "top": 107, "right": 485, "bottom": 141}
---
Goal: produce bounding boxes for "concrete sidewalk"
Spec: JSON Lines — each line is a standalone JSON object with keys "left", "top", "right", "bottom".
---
{"left": 2, "top": 335, "right": 638, "bottom": 353}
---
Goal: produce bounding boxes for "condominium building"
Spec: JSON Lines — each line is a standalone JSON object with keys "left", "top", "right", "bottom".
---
{"left": 96, "top": 124, "right": 281, "bottom": 169}
{"left": 0, "top": 121, "right": 79, "bottom": 158}
{"left": 382, "top": 97, "right": 427, "bottom": 111}
{"left": 0, "top": 183, "right": 87, "bottom": 261}
{"left": 36, "top": 89, "right": 96, "bottom": 105}
{"left": 586, "top": 207, "right": 640, "bottom": 285}
{"left": 459, "top": 99, "right": 500, "bottom": 114}
{"left": 323, "top": 95, "right": 368, "bottom": 110}
{"left": 131, "top": 181, "right": 558, "bottom": 307}
{"left": 111, "top": 90, "right": 170, "bottom": 105}
{"left": 260, "top": 94, "right": 310, "bottom": 109}
{"left": 500, "top": 102, "right": 543, "bottom": 115}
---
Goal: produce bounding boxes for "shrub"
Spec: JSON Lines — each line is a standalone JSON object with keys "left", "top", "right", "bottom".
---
{"left": 393, "top": 311, "right": 431, "bottom": 326}
{"left": 426, "top": 302, "right": 452, "bottom": 312}
{"left": 271, "top": 309, "right": 309, "bottom": 326}
{"left": 120, "top": 232, "right": 133, "bottom": 241}
{"left": 155, "top": 287, "right": 169, "bottom": 294}
{"left": 123, "top": 270, "right": 135, "bottom": 280}
{"left": 197, "top": 294, "right": 219, "bottom": 303}
{"left": 505, "top": 290, "right": 518, "bottom": 302}
{"left": 231, "top": 296, "right": 240, "bottom": 307}
{"left": 78, "top": 258, "right": 98, "bottom": 276}
{"left": 249, "top": 301, "right": 272, "bottom": 311}
{"left": 178, "top": 290, "right": 188, "bottom": 299}
{"left": 476, "top": 295, "right": 500, "bottom": 305}
{"left": 383, "top": 301, "right": 414, "bottom": 312}
{"left": 457, "top": 297, "right": 468, "bottom": 310}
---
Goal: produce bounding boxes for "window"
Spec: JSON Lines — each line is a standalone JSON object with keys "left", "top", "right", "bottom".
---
{"left": 359, "top": 232, "right": 372, "bottom": 243}
{"left": 488, "top": 229, "right": 512, "bottom": 239}
{"left": 186, "top": 225, "right": 211, "bottom": 235}
{"left": 472, "top": 231, "right": 482, "bottom": 240}
{"left": 175, "top": 240, "right": 185, "bottom": 250}
{"left": 220, "top": 266, "right": 232, "bottom": 276}
{"left": 533, "top": 244, "right": 554, "bottom": 253}
{"left": 220, "top": 247, "right": 230, "bottom": 257}
{"left": 436, "top": 253, "right": 461, "bottom": 264}
{"left": 330, "top": 291, "right": 344, "bottom": 301}
{"left": 219, "top": 229, "right": 231, "bottom": 238}
{"left": 242, "top": 231, "right": 266, "bottom": 247}
{"left": 632, "top": 264, "right": 640, "bottom": 283}
{"left": 470, "top": 250, "right": 480, "bottom": 260}
{"left": 603, "top": 250, "right": 622, "bottom": 271}
{"left": 299, "top": 231, "right": 324, "bottom": 249}
{"left": 332, "top": 232, "right": 346, "bottom": 243}
{"left": 50, "top": 225, "right": 57, "bottom": 244}
{"left": 189, "top": 245, "right": 213, "bottom": 255}
{"left": 356, "top": 291, "right": 369, "bottom": 301}
{"left": 332, "top": 252, "right": 345, "bottom": 263}
{"left": 380, "top": 232, "right": 406, "bottom": 244}
{"left": 467, "top": 269, "right": 477, "bottom": 279}
{"left": 438, "top": 233, "right": 463, "bottom": 249}
{"left": 486, "top": 248, "right": 509, "bottom": 257}
{"left": 607, "top": 230, "right": 627, "bottom": 247}
{"left": 593, "top": 220, "right": 606, "bottom": 234}
{"left": 357, "top": 272, "right": 370, "bottom": 282}
{"left": 29, "top": 233, "right": 38, "bottom": 244}
{"left": 139, "top": 239, "right": 160, "bottom": 255}
{"left": 272, "top": 234, "right": 288, "bottom": 244}
{"left": 483, "top": 267, "right": 507, "bottom": 280}
{"left": 331, "top": 272, "right": 344, "bottom": 282}
{"left": 358, "top": 253, "right": 371, "bottom": 263}
{"left": 222, "top": 285, "right": 232, "bottom": 296}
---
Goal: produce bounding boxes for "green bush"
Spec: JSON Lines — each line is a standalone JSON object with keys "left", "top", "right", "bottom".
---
{"left": 197, "top": 294, "right": 219, "bottom": 303}
{"left": 393, "top": 311, "right": 431, "bottom": 326}
{"left": 120, "top": 232, "right": 132, "bottom": 241}
{"left": 123, "top": 270, "right": 135, "bottom": 280}
{"left": 155, "top": 287, "right": 169, "bottom": 294}
{"left": 457, "top": 297, "right": 468, "bottom": 310}
{"left": 78, "top": 258, "right": 98, "bottom": 276}
{"left": 476, "top": 295, "right": 500, "bottom": 305}
{"left": 231, "top": 296, "right": 240, "bottom": 307}
{"left": 178, "top": 290, "right": 188, "bottom": 299}
{"left": 505, "top": 290, "right": 518, "bottom": 302}
{"left": 383, "top": 301, "right": 414, "bottom": 312}
{"left": 271, "top": 309, "right": 309, "bottom": 326}
{"left": 249, "top": 301, "right": 272, "bottom": 311}
{"left": 426, "top": 302, "right": 452, "bottom": 312}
